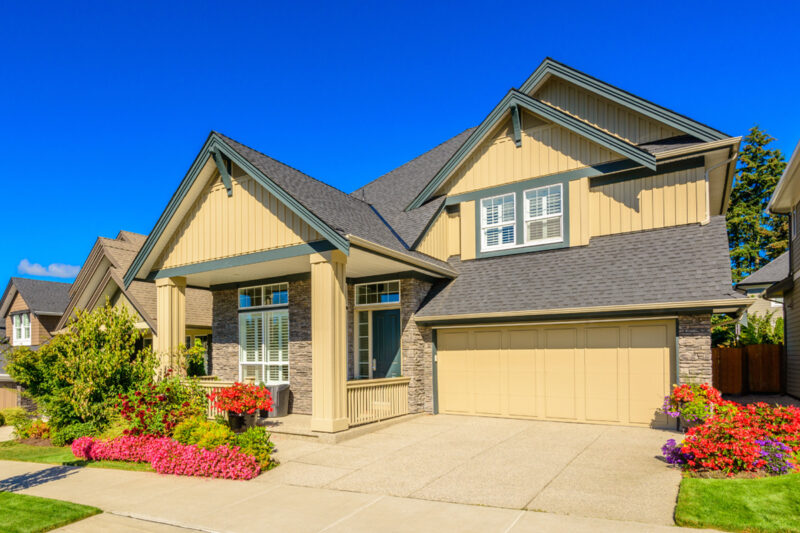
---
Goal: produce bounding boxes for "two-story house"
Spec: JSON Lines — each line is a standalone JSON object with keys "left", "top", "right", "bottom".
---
{"left": 124, "top": 58, "right": 748, "bottom": 432}
{"left": 0, "top": 277, "right": 71, "bottom": 408}
{"left": 768, "top": 140, "right": 800, "bottom": 398}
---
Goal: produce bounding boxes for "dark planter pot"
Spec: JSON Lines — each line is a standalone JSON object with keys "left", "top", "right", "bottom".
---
{"left": 228, "top": 413, "right": 245, "bottom": 431}
{"left": 258, "top": 409, "right": 273, "bottom": 418}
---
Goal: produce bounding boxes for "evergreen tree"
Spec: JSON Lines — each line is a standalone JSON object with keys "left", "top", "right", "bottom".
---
{"left": 726, "top": 126, "right": 788, "bottom": 282}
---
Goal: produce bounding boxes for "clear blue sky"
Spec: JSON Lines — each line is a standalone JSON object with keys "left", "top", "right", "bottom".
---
{"left": 2, "top": 1, "right": 799, "bottom": 284}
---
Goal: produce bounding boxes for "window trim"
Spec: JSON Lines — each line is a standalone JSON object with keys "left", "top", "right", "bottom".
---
{"left": 12, "top": 312, "right": 31, "bottom": 346}
{"left": 523, "top": 183, "right": 564, "bottom": 246}
{"left": 480, "top": 193, "right": 517, "bottom": 251}
{"left": 239, "top": 309, "right": 290, "bottom": 385}
{"left": 238, "top": 282, "right": 289, "bottom": 310}
{"left": 354, "top": 280, "right": 401, "bottom": 308}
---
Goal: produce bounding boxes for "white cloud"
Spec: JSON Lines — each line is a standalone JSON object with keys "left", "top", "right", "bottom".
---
{"left": 18, "top": 259, "right": 80, "bottom": 279}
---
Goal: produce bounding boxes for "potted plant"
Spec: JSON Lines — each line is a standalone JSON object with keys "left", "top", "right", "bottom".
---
{"left": 207, "top": 382, "right": 273, "bottom": 430}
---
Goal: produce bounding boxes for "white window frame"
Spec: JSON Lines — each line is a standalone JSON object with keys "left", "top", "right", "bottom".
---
{"left": 523, "top": 183, "right": 563, "bottom": 246}
{"left": 353, "top": 281, "right": 402, "bottom": 380}
{"left": 12, "top": 313, "right": 31, "bottom": 346}
{"left": 238, "top": 282, "right": 290, "bottom": 385}
{"left": 480, "top": 193, "right": 517, "bottom": 251}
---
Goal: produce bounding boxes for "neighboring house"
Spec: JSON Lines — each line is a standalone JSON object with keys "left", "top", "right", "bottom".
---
{"left": 735, "top": 252, "right": 788, "bottom": 324}
{"left": 55, "top": 231, "right": 212, "bottom": 358}
{"left": 768, "top": 140, "right": 800, "bottom": 397}
{"left": 123, "top": 58, "right": 748, "bottom": 432}
{"left": 0, "top": 277, "right": 71, "bottom": 408}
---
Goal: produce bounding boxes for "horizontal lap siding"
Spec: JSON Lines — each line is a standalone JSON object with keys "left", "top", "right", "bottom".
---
{"left": 156, "top": 169, "right": 323, "bottom": 270}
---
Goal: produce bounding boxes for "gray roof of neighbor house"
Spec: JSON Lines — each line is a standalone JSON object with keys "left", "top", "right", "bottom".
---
{"left": 416, "top": 216, "right": 742, "bottom": 319}
{"left": 352, "top": 128, "right": 476, "bottom": 246}
{"left": 1, "top": 278, "right": 71, "bottom": 317}
{"left": 215, "top": 133, "right": 454, "bottom": 273}
{"left": 736, "top": 252, "right": 789, "bottom": 288}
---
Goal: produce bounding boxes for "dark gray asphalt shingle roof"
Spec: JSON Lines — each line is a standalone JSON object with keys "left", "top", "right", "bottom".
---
{"left": 352, "top": 128, "right": 476, "bottom": 246}
{"left": 10, "top": 277, "right": 71, "bottom": 315}
{"left": 215, "top": 133, "right": 453, "bottom": 272}
{"left": 737, "top": 252, "right": 789, "bottom": 287}
{"left": 417, "top": 216, "right": 741, "bottom": 318}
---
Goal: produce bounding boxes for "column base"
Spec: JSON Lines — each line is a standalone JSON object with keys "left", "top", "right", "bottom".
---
{"left": 310, "top": 417, "right": 349, "bottom": 433}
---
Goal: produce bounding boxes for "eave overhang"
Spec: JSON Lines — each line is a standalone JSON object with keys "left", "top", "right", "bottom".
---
{"left": 124, "top": 132, "right": 350, "bottom": 288}
{"left": 769, "top": 140, "right": 800, "bottom": 214}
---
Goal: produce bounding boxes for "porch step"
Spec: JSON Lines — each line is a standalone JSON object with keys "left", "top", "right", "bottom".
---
{"left": 262, "top": 413, "right": 425, "bottom": 444}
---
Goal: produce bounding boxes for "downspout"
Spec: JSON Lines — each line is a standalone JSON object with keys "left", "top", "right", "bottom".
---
{"left": 705, "top": 150, "right": 739, "bottom": 222}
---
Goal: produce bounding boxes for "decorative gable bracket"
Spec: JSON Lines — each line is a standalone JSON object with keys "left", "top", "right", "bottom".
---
{"left": 211, "top": 149, "right": 233, "bottom": 197}
{"left": 510, "top": 104, "right": 522, "bottom": 147}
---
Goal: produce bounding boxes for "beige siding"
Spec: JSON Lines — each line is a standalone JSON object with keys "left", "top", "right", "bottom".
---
{"left": 460, "top": 201, "right": 476, "bottom": 260}
{"left": 156, "top": 170, "right": 323, "bottom": 270}
{"left": 447, "top": 210, "right": 461, "bottom": 257}
{"left": 438, "top": 115, "right": 620, "bottom": 197}
{"left": 569, "top": 177, "right": 591, "bottom": 246}
{"left": 534, "top": 78, "right": 683, "bottom": 144}
{"left": 416, "top": 211, "right": 450, "bottom": 261}
{"left": 589, "top": 166, "right": 707, "bottom": 237}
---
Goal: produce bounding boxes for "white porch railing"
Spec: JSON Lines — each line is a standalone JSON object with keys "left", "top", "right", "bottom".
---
{"left": 346, "top": 376, "right": 411, "bottom": 427}
{"left": 195, "top": 378, "right": 236, "bottom": 419}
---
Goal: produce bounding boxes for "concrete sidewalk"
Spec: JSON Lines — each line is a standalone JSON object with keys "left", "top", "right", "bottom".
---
{"left": 0, "top": 460, "right": 707, "bottom": 533}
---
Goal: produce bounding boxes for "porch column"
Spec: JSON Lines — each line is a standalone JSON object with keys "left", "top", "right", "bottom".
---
{"left": 155, "top": 276, "right": 186, "bottom": 372}
{"left": 309, "top": 250, "right": 349, "bottom": 433}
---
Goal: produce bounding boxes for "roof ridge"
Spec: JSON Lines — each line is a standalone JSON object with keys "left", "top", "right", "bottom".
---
{"left": 214, "top": 131, "right": 374, "bottom": 209}
{"left": 352, "top": 127, "right": 477, "bottom": 198}
{"left": 11, "top": 276, "right": 72, "bottom": 287}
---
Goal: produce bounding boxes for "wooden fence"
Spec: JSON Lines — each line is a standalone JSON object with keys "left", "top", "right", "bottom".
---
{"left": 712, "top": 344, "right": 783, "bottom": 394}
{"left": 195, "top": 379, "right": 236, "bottom": 419}
{"left": 346, "top": 377, "right": 411, "bottom": 427}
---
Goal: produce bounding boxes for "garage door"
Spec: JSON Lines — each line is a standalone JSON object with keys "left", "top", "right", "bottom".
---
{"left": 435, "top": 320, "right": 674, "bottom": 428}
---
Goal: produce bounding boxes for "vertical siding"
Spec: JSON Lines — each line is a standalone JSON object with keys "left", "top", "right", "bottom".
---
{"left": 460, "top": 201, "right": 476, "bottom": 260}
{"left": 156, "top": 172, "right": 323, "bottom": 270}
{"left": 589, "top": 167, "right": 707, "bottom": 237}
{"left": 787, "top": 206, "right": 800, "bottom": 396}
{"left": 447, "top": 210, "right": 461, "bottom": 257}
{"left": 439, "top": 116, "right": 620, "bottom": 197}
{"left": 534, "top": 78, "right": 683, "bottom": 144}
{"left": 416, "top": 211, "right": 451, "bottom": 261}
{"left": 569, "top": 177, "right": 591, "bottom": 246}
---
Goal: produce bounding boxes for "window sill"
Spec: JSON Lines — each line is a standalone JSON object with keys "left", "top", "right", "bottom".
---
{"left": 476, "top": 239, "right": 568, "bottom": 259}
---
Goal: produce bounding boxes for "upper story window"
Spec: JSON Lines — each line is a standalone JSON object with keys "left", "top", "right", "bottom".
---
{"left": 524, "top": 184, "right": 563, "bottom": 245}
{"left": 356, "top": 281, "right": 400, "bottom": 306}
{"left": 239, "top": 283, "right": 289, "bottom": 309}
{"left": 12, "top": 313, "right": 31, "bottom": 346}
{"left": 480, "top": 193, "right": 516, "bottom": 250}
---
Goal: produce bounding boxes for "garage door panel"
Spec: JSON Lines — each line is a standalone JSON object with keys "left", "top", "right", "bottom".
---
{"left": 507, "top": 329, "right": 537, "bottom": 417}
{"left": 474, "top": 331, "right": 502, "bottom": 416}
{"left": 438, "top": 331, "right": 471, "bottom": 414}
{"left": 629, "top": 325, "right": 669, "bottom": 425}
{"left": 585, "top": 327, "right": 620, "bottom": 422}
{"left": 544, "top": 328, "right": 577, "bottom": 420}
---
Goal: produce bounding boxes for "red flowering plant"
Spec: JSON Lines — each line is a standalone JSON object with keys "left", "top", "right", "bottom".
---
{"left": 117, "top": 375, "right": 205, "bottom": 436}
{"left": 661, "top": 383, "right": 726, "bottom": 423}
{"left": 208, "top": 383, "right": 273, "bottom": 415}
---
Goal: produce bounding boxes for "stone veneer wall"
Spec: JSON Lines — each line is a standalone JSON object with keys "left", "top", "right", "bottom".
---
{"left": 400, "top": 278, "right": 434, "bottom": 414}
{"left": 678, "top": 314, "right": 712, "bottom": 384}
{"left": 210, "top": 278, "right": 313, "bottom": 414}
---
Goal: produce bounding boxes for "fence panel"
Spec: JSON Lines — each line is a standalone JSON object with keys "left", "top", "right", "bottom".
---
{"left": 712, "top": 347, "right": 744, "bottom": 394}
{"left": 746, "top": 344, "right": 782, "bottom": 393}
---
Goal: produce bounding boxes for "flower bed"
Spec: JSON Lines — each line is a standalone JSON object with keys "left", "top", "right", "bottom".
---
{"left": 71, "top": 435, "right": 261, "bottom": 480}
{"left": 661, "top": 384, "right": 800, "bottom": 476}
{"left": 207, "top": 382, "right": 273, "bottom": 415}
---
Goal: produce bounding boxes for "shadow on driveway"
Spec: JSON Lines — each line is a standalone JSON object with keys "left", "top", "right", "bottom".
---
{"left": 0, "top": 465, "right": 79, "bottom": 491}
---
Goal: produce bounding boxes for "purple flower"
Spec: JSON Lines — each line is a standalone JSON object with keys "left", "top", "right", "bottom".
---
{"left": 662, "top": 439, "right": 693, "bottom": 466}
{"left": 754, "top": 439, "right": 795, "bottom": 475}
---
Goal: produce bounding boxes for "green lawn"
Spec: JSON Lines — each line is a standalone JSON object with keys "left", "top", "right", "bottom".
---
{"left": 0, "top": 492, "right": 100, "bottom": 533}
{"left": 0, "top": 441, "right": 153, "bottom": 472}
{"left": 676, "top": 473, "right": 800, "bottom": 532}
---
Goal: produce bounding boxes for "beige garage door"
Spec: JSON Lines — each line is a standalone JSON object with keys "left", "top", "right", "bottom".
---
{"left": 436, "top": 320, "right": 674, "bottom": 428}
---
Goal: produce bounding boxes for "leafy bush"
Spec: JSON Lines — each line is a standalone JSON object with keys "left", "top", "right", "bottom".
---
{"left": 662, "top": 383, "right": 725, "bottom": 423}
{"left": 7, "top": 304, "right": 156, "bottom": 433}
{"left": 740, "top": 312, "right": 784, "bottom": 345}
{"left": 208, "top": 383, "right": 273, "bottom": 415}
{"left": 117, "top": 376, "right": 205, "bottom": 436}
{"left": 51, "top": 422, "right": 98, "bottom": 447}
{"left": 0, "top": 412, "right": 4, "bottom": 427}
{"left": 4, "top": 408, "right": 32, "bottom": 439}
{"left": 173, "top": 417, "right": 234, "bottom": 450}
{"left": 27, "top": 420, "right": 51, "bottom": 440}
{"left": 756, "top": 439, "right": 795, "bottom": 475}
{"left": 179, "top": 340, "right": 207, "bottom": 377}
{"left": 72, "top": 435, "right": 261, "bottom": 480}
{"left": 235, "top": 427, "right": 276, "bottom": 470}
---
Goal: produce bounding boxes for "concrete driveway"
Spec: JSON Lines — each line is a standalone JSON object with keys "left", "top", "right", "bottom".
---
{"left": 264, "top": 414, "right": 682, "bottom": 526}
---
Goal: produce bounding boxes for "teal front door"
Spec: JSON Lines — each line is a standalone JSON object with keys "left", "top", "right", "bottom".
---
{"left": 372, "top": 309, "right": 401, "bottom": 378}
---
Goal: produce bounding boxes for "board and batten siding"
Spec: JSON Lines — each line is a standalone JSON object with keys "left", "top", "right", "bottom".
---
{"left": 155, "top": 172, "right": 323, "bottom": 270}
{"left": 416, "top": 209, "right": 462, "bottom": 261}
{"left": 533, "top": 78, "right": 683, "bottom": 145}
{"left": 437, "top": 115, "right": 621, "bottom": 198}
{"left": 589, "top": 166, "right": 707, "bottom": 237}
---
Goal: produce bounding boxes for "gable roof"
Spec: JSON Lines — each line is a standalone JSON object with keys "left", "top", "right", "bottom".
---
{"left": 416, "top": 216, "right": 744, "bottom": 321}
{"left": 519, "top": 58, "right": 730, "bottom": 143}
{"left": 736, "top": 252, "right": 789, "bottom": 289}
{"left": 0, "top": 277, "right": 71, "bottom": 319}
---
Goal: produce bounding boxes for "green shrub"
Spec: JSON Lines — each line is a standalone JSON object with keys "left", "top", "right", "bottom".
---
{"left": 7, "top": 303, "right": 156, "bottom": 434}
{"left": 235, "top": 427, "right": 277, "bottom": 470}
{"left": 51, "top": 421, "right": 98, "bottom": 447}
{"left": 118, "top": 376, "right": 205, "bottom": 436}
{"left": 740, "top": 313, "right": 784, "bottom": 345}
{"left": 173, "top": 417, "right": 234, "bottom": 450}
{"left": 179, "top": 340, "right": 207, "bottom": 377}
{"left": 3, "top": 408, "right": 31, "bottom": 439}
{"left": 0, "top": 411, "right": 4, "bottom": 427}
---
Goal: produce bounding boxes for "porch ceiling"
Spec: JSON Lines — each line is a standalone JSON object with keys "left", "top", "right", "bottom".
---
{"left": 175, "top": 246, "right": 450, "bottom": 288}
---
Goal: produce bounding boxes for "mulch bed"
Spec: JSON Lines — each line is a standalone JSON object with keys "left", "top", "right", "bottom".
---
{"left": 17, "top": 438, "right": 53, "bottom": 447}
{"left": 686, "top": 470, "right": 767, "bottom": 480}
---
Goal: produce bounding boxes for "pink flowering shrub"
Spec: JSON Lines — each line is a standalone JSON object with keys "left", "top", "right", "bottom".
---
{"left": 71, "top": 435, "right": 261, "bottom": 480}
